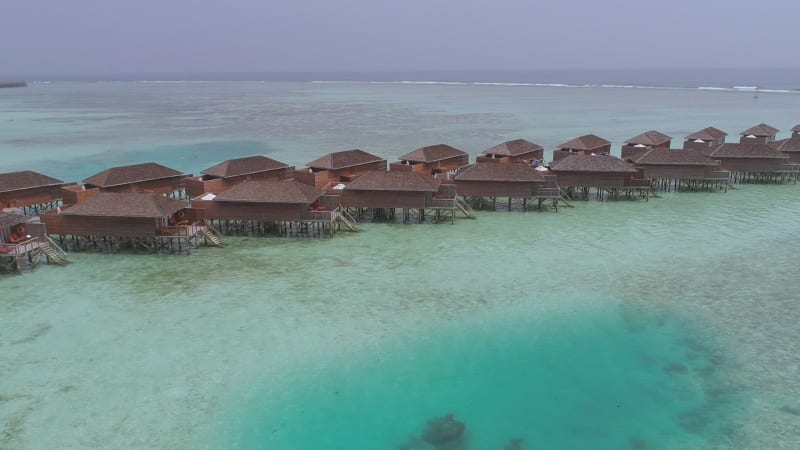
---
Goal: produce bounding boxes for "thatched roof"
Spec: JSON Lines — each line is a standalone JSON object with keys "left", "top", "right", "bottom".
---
{"left": 740, "top": 123, "right": 779, "bottom": 137}
{"left": 624, "top": 130, "right": 672, "bottom": 147}
{"left": 550, "top": 154, "right": 637, "bottom": 173}
{"left": 201, "top": 156, "right": 290, "bottom": 179}
{"left": 61, "top": 193, "right": 186, "bottom": 218}
{"left": 400, "top": 144, "right": 468, "bottom": 163}
{"left": 482, "top": 139, "right": 543, "bottom": 157}
{"left": 706, "top": 143, "right": 789, "bottom": 159}
{"left": 455, "top": 162, "right": 545, "bottom": 182}
{"left": 83, "top": 163, "right": 184, "bottom": 188}
{"left": 770, "top": 136, "right": 800, "bottom": 153}
{"left": 629, "top": 148, "right": 720, "bottom": 166}
{"left": 556, "top": 134, "right": 611, "bottom": 151}
{"left": 0, "top": 171, "right": 64, "bottom": 193}
{"left": 344, "top": 171, "right": 439, "bottom": 192}
{"left": 685, "top": 127, "right": 728, "bottom": 141}
{"left": 0, "top": 212, "right": 30, "bottom": 228}
{"left": 307, "top": 149, "right": 385, "bottom": 170}
{"left": 214, "top": 180, "right": 322, "bottom": 204}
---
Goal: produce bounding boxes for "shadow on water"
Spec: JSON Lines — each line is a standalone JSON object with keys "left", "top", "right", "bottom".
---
{"left": 216, "top": 304, "right": 744, "bottom": 450}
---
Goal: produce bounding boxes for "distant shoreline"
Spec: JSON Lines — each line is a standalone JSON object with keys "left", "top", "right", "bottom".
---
{"left": 0, "top": 80, "right": 27, "bottom": 88}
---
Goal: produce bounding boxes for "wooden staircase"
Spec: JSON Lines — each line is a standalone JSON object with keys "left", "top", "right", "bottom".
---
{"left": 199, "top": 226, "right": 224, "bottom": 247}
{"left": 456, "top": 198, "right": 476, "bottom": 219}
{"left": 337, "top": 210, "right": 359, "bottom": 231}
{"left": 41, "top": 238, "right": 69, "bottom": 265}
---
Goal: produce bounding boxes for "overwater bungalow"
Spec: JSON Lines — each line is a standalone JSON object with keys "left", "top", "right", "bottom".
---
{"left": 0, "top": 170, "right": 68, "bottom": 213}
{"left": 41, "top": 192, "right": 221, "bottom": 253}
{"left": 702, "top": 143, "right": 796, "bottom": 183}
{"left": 80, "top": 162, "right": 189, "bottom": 197}
{"left": 620, "top": 130, "right": 672, "bottom": 160}
{"left": 0, "top": 212, "right": 68, "bottom": 273}
{"left": 191, "top": 180, "right": 348, "bottom": 237}
{"left": 770, "top": 124, "right": 800, "bottom": 164}
{"left": 339, "top": 171, "right": 465, "bottom": 223}
{"left": 184, "top": 156, "right": 294, "bottom": 198}
{"left": 683, "top": 127, "right": 728, "bottom": 150}
{"left": 453, "top": 162, "right": 561, "bottom": 211}
{"left": 549, "top": 153, "right": 651, "bottom": 200}
{"left": 552, "top": 134, "right": 612, "bottom": 161}
{"left": 625, "top": 148, "right": 730, "bottom": 191}
{"left": 390, "top": 144, "right": 469, "bottom": 175}
{"left": 295, "top": 149, "right": 387, "bottom": 188}
{"left": 739, "top": 123, "right": 779, "bottom": 144}
{"left": 478, "top": 139, "right": 544, "bottom": 164}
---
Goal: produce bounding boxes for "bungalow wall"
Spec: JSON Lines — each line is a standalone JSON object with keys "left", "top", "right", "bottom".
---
{"left": 783, "top": 153, "right": 800, "bottom": 164}
{"left": 340, "top": 190, "right": 429, "bottom": 209}
{"left": 683, "top": 141, "right": 718, "bottom": 151}
{"left": 61, "top": 185, "right": 100, "bottom": 205}
{"left": 418, "top": 155, "right": 470, "bottom": 173}
{"left": 41, "top": 213, "right": 159, "bottom": 237}
{"left": 551, "top": 171, "right": 632, "bottom": 189}
{"left": 715, "top": 158, "right": 786, "bottom": 172}
{"left": 0, "top": 185, "right": 63, "bottom": 209}
{"left": 455, "top": 180, "right": 536, "bottom": 198}
{"left": 740, "top": 136, "right": 773, "bottom": 144}
{"left": 193, "top": 200, "right": 307, "bottom": 222}
{"left": 93, "top": 176, "right": 187, "bottom": 195}
{"left": 636, "top": 165, "right": 710, "bottom": 180}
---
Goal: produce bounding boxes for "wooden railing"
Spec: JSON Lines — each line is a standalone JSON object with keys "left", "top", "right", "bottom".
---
{"left": 301, "top": 207, "right": 338, "bottom": 222}
{"left": 426, "top": 198, "right": 456, "bottom": 208}
{"left": 624, "top": 178, "right": 652, "bottom": 188}
{"left": 0, "top": 237, "right": 40, "bottom": 256}
{"left": 157, "top": 222, "right": 203, "bottom": 237}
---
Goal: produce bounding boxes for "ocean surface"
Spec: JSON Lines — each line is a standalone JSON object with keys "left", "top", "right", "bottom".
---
{"left": 1, "top": 72, "right": 800, "bottom": 449}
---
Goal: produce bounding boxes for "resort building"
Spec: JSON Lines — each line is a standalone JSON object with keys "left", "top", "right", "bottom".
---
{"left": 41, "top": 192, "right": 221, "bottom": 253}
{"left": 453, "top": 162, "right": 561, "bottom": 211}
{"left": 620, "top": 130, "right": 672, "bottom": 160}
{"left": 390, "top": 144, "right": 469, "bottom": 175}
{"left": 191, "top": 180, "right": 348, "bottom": 237}
{"left": 296, "top": 149, "right": 387, "bottom": 188}
{"left": 552, "top": 134, "right": 612, "bottom": 161}
{"left": 549, "top": 153, "right": 651, "bottom": 200}
{"left": 625, "top": 148, "right": 730, "bottom": 191}
{"left": 339, "top": 171, "right": 466, "bottom": 223}
{"left": 184, "top": 156, "right": 294, "bottom": 198}
{"left": 683, "top": 127, "right": 728, "bottom": 150}
{"left": 80, "top": 162, "right": 189, "bottom": 197}
{"left": 702, "top": 142, "right": 796, "bottom": 183}
{"left": 0, "top": 170, "right": 67, "bottom": 213}
{"left": 478, "top": 139, "right": 544, "bottom": 164}
{"left": 770, "top": 125, "right": 800, "bottom": 164}
{"left": 0, "top": 212, "right": 68, "bottom": 273}
{"left": 739, "top": 123, "right": 779, "bottom": 144}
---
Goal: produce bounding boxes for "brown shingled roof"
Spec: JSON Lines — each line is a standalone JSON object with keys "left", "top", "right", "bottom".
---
{"left": 61, "top": 193, "right": 186, "bottom": 218}
{"left": 306, "top": 149, "right": 385, "bottom": 170}
{"left": 201, "top": 156, "right": 290, "bottom": 179}
{"left": 0, "top": 171, "right": 64, "bottom": 193}
{"left": 629, "top": 148, "right": 720, "bottom": 166}
{"left": 550, "top": 154, "right": 637, "bottom": 173}
{"left": 556, "top": 134, "right": 611, "bottom": 151}
{"left": 83, "top": 163, "right": 184, "bottom": 188}
{"left": 706, "top": 143, "right": 789, "bottom": 159}
{"left": 624, "top": 130, "right": 672, "bottom": 147}
{"left": 454, "top": 162, "right": 545, "bottom": 182}
{"left": 344, "top": 171, "right": 439, "bottom": 192}
{"left": 685, "top": 127, "right": 728, "bottom": 141}
{"left": 214, "top": 180, "right": 323, "bottom": 204}
{"left": 792, "top": 124, "right": 800, "bottom": 133}
{"left": 771, "top": 136, "right": 800, "bottom": 153}
{"left": 740, "top": 123, "right": 779, "bottom": 137}
{"left": 482, "top": 139, "right": 544, "bottom": 157}
{"left": 400, "top": 144, "right": 468, "bottom": 163}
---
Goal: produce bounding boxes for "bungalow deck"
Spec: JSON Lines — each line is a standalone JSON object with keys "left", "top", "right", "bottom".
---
{"left": 0, "top": 213, "right": 69, "bottom": 274}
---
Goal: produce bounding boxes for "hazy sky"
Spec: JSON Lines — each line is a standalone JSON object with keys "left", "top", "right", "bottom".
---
{"left": 2, "top": 0, "right": 799, "bottom": 74}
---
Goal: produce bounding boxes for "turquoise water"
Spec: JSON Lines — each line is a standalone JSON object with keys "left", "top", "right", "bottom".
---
{"left": 227, "top": 306, "right": 735, "bottom": 450}
{"left": 1, "top": 81, "right": 800, "bottom": 449}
